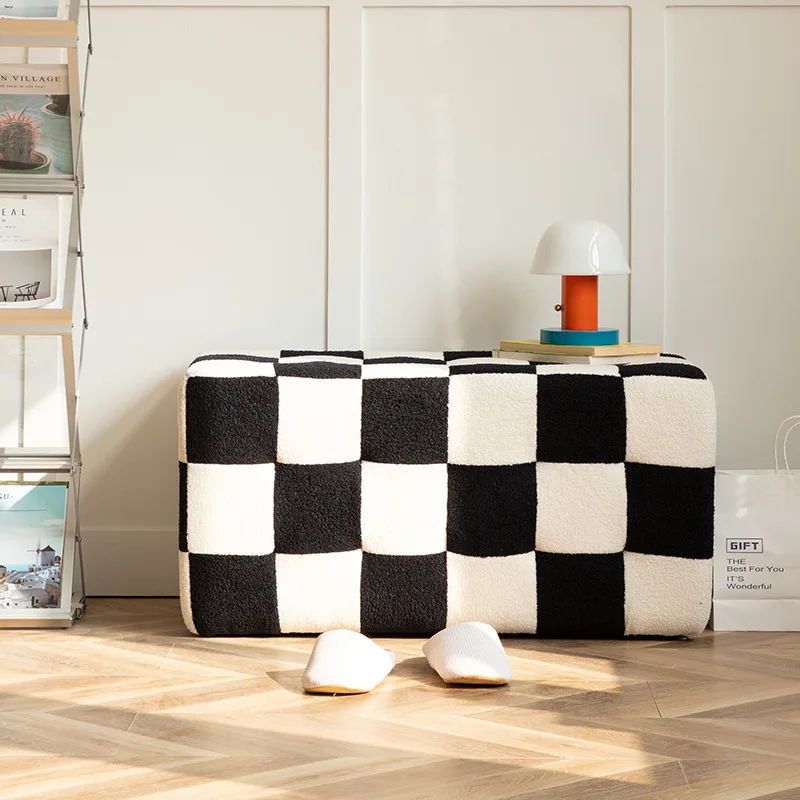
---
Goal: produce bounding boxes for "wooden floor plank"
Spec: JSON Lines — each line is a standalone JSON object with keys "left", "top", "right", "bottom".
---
{"left": 0, "top": 599, "right": 797, "bottom": 799}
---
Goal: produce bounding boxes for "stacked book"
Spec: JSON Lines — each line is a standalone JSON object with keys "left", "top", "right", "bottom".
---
{"left": 497, "top": 339, "right": 661, "bottom": 365}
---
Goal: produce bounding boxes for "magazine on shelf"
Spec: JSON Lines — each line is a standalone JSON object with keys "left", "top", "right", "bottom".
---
{"left": 0, "top": 1, "right": 62, "bottom": 19}
{"left": 0, "top": 196, "right": 59, "bottom": 305}
{"left": 0, "top": 482, "right": 68, "bottom": 611}
{"left": 0, "top": 63, "right": 73, "bottom": 178}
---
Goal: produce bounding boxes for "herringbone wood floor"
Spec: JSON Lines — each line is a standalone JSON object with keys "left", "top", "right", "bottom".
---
{"left": 0, "top": 600, "right": 798, "bottom": 799}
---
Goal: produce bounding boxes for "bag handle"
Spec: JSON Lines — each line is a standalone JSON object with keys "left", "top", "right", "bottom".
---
{"left": 773, "top": 415, "right": 800, "bottom": 474}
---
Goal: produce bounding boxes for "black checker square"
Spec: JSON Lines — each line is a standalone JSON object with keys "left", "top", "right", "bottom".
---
{"left": 364, "top": 356, "right": 445, "bottom": 365}
{"left": 361, "top": 378, "right": 448, "bottom": 464}
{"left": 447, "top": 463, "right": 537, "bottom": 557}
{"left": 188, "top": 553, "right": 279, "bottom": 636}
{"left": 191, "top": 354, "right": 278, "bottom": 366}
{"left": 276, "top": 361, "right": 361, "bottom": 379}
{"left": 537, "top": 374, "right": 626, "bottom": 463}
{"left": 280, "top": 350, "right": 363, "bottom": 360}
{"left": 448, "top": 363, "right": 538, "bottom": 377}
{"left": 626, "top": 463, "right": 714, "bottom": 559}
{"left": 274, "top": 461, "right": 361, "bottom": 554}
{"left": 185, "top": 376, "right": 278, "bottom": 464}
{"left": 444, "top": 350, "right": 493, "bottom": 361}
{"left": 178, "top": 461, "right": 187, "bottom": 552}
{"left": 536, "top": 552, "right": 625, "bottom": 637}
{"left": 361, "top": 553, "right": 447, "bottom": 635}
{"left": 618, "top": 362, "right": 706, "bottom": 380}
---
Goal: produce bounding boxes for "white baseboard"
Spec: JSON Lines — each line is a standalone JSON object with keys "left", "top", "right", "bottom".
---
{"left": 81, "top": 528, "right": 178, "bottom": 597}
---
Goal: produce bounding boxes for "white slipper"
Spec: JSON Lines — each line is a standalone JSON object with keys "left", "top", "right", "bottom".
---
{"left": 301, "top": 629, "right": 396, "bottom": 695}
{"left": 422, "top": 621, "right": 512, "bottom": 686}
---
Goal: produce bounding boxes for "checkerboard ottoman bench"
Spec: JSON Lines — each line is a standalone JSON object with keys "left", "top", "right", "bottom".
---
{"left": 178, "top": 350, "right": 716, "bottom": 638}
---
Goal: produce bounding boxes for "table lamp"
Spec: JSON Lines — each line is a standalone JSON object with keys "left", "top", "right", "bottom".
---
{"left": 530, "top": 220, "right": 630, "bottom": 346}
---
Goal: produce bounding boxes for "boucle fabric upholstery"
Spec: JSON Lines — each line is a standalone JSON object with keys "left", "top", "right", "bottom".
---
{"left": 178, "top": 350, "right": 716, "bottom": 638}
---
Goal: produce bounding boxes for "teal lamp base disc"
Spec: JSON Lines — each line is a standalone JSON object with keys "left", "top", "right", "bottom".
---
{"left": 540, "top": 327, "right": 620, "bottom": 346}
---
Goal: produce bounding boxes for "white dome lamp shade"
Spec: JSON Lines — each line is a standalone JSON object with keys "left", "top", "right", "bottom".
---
{"left": 530, "top": 220, "right": 630, "bottom": 346}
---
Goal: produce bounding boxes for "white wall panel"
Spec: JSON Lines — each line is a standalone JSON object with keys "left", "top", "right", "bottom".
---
{"left": 362, "top": 6, "right": 630, "bottom": 351}
{"left": 78, "top": 5, "right": 329, "bottom": 549}
{"left": 666, "top": 6, "right": 800, "bottom": 469}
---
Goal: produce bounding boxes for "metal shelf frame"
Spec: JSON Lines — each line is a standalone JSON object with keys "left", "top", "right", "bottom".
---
{"left": 0, "top": 4, "right": 93, "bottom": 628}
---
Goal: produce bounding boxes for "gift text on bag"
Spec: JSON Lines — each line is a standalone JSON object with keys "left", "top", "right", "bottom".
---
{"left": 726, "top": 539, "right": 764, "bottom": 553}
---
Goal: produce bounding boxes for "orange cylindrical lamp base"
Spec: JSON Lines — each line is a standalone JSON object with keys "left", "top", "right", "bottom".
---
{"left": 562, "top": 275, "right": 598, "bottom": 331}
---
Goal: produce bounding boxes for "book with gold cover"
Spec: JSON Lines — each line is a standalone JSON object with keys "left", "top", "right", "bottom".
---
{"left": 499, "top": 339, "right": 661, "bottom": 358}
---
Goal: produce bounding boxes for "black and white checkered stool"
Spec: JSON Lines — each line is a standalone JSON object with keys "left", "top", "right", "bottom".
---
{"left": 178, "top": 350, "right": 716, "bottom": 638}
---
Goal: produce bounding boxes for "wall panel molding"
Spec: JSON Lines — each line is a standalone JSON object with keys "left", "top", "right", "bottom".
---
{"left": 361, "top": 4, "right": 631, "bottom": 350}
{"left": 665, "top": 3, "right": 800, "bottom": 470}
{"left": 629, "top": 2, "right": 665, "bottom": 342}
{"left": 327, "top": 2, "right": 363, "bottom": 349}
{"left": 82, "top": 0, "right": 800, "bottom": 351}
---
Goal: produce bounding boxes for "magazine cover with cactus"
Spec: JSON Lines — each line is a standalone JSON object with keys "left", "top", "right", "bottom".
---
{"left": 0, "top": 197, "right": 59, "bottom": 306}
{"left": 0, "top": 63, "right": 73, "bottom": 178}
{"left": 0, "top": 1, "right": 61, "bottom": 18}
{"left": 0, "top": 482, "right": 68, "bottom": 611}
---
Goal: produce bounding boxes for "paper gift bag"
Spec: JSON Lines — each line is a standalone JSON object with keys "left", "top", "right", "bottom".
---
{"left": 712, "top": 417, "right": 800, "bottom": 631}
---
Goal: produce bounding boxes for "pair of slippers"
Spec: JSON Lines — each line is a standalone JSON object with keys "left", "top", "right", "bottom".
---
{"left": 302, "top": 621, "right": 512, "bottom": 694}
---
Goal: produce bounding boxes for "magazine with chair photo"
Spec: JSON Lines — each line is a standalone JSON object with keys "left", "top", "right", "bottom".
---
{"left": 0, "top": 196, "right": 59, "bottom": 306}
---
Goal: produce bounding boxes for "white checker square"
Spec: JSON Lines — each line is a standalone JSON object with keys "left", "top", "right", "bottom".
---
{"left": 536, "top": 462, "right": 627, "bottom": 553}
{"left": 361, "top": 462, "right": 447, "bottom": 555}
{"left": 364, "top": 351, "right": 445, "bottom": 361}
{"left": 446, "top": 357, "right": 503, "bottom": 366}
{"left": 625, "top": 376, "right": 716, "bottom": 467}
{"left": 624, "top": 552, "right": 712, "bottom": 637}
{"left": 277, "top": 377, "right": 362, "bottom": 464}
{"left": 448, "top": 372, "right": 537, "bottom": 465}
{"left": 447, "top": 551, "right": 537, "bottom": 632}
{"left": 535, "top": 364, "right": 620, "bottom": 376}
{"left": 187, "top": 358, "right": 277, "bottom": 379}
{"left": 362, "top": 362, "right": 450, "bottom": 380}
{"left": 187, "top": 463, "right": 275, "bottom": 555}
{"left": 179, "top": 381, "right": 188, "bottom": 463}
{"left": 276, "top": 550, "right": 362, "bottom": 632}
{"left": 280, "top": 355, "right": 362, "bottom": 365}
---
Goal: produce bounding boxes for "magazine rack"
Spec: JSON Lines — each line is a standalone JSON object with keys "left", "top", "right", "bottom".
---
{"left": 0, "top": 4, "right": 92, "bottom": 627}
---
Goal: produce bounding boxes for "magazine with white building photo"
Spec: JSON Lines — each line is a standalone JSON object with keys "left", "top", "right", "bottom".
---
{"left": 0, "top": 482, "right": 68, "bottom": 611}
{"left": 0, "top": 196, "right": 59, "bottom": 306}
